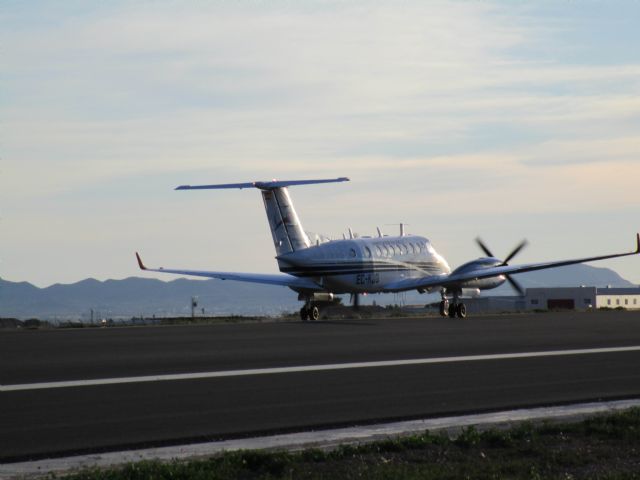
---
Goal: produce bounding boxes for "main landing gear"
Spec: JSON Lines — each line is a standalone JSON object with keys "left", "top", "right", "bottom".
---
{"left": 439, "top": 293, "right": 467, "bottom": 318}
{"left": 300, "top": 304, "right": 321, "bottom": 321}
{"left": 299, "top": 292, "right": 336, "bottom": 322}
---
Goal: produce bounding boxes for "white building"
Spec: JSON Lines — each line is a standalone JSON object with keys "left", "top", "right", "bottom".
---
{"left": 525, "top": 287, "right": 640, "bottom": 311}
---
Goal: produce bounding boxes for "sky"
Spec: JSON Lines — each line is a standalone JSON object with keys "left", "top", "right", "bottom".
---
{"left": 2, "top": 0, "right": 640, "bottom": 287}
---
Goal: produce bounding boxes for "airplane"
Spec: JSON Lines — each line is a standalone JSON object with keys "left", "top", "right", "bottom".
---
{"left": 135, "top": 177, "right": 639, "bottom": 320}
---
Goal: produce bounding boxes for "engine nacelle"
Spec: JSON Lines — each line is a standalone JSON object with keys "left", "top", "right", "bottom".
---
{"left": 298, "top": 292, "right": 335, "bottom": 302}
{"left": 461, "top": 288, "right": 481, "bottom": 298}
{"left": 451, "top": 257, "right": 507, "bottom": 291}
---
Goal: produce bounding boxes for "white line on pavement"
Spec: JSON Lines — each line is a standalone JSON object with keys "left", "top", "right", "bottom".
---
{"left": 3, "top": 345, "right": 640, "bottom": 392}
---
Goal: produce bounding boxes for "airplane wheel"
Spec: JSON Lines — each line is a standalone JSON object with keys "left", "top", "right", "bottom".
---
{"left": 300, "top": 307, "right": 309, "bottom": 321}
{"left": 439, "top": 300, "right": 449, "bottom": 317}
{"left": 310, "top": 306, "right": 320, "bottom": 321}
{"left": 448, "top": 303, "right": 457, "bottom": 318}
{"left": 456, "top": 303, "right": 467, "bottom": 318}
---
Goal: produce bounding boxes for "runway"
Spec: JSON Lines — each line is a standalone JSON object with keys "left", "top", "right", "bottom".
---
{"left": 2, "top": 310, "right": 640, "bottom": 462}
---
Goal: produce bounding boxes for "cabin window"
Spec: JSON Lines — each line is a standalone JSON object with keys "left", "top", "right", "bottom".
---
{"left": 531, "top": 299, "right": 539, "bottom": 305}
{"left": 393, "top": 244, "right": 401, "bottom": 256}
{"left": 608, "top": 299, "right": 611, "bottom": 305}
{"left": 625, "top": 299, "right": 629, "bottom": 305}
{"left": 375, "top": 246, "right": 382, "bottom": 257}
{"left": 617, "top": 299, "right": 620, "bottom": 305}
{"left": 349, "top": 248, "right": 356, "bottom": 258}
{"left": 400, "top": 244, "right": 408, "bottom": 255}
{"left": 409, "top": 243, "right": 415, "bottom": 254}
{"left": 364, "top": 246, "right": 372, "bottom": 258}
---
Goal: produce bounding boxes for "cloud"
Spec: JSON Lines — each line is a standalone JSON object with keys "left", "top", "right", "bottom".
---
{"left": 2, "top": 1, "right": 640, "bottom": 285}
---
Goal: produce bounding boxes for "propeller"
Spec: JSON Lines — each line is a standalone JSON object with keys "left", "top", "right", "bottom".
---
{"left": 475, "top": 237, "right": 528, "bottom": 296}
{"left": 475, "top": 238, "right": 495, "bottom": 258}
{"left": 505, "top": 275, "right": 525, "bottom": 296}
{"left": 503, "top": 239, "right": 528, "bottom": 265}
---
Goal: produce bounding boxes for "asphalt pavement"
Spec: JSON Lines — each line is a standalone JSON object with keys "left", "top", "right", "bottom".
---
{"left": 2, "top": 310, "right": 640, "bottom": 462}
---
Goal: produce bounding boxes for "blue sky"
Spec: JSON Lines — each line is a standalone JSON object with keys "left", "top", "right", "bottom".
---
{"left": 2, "top": 1, "right": 639, "bottom": 287}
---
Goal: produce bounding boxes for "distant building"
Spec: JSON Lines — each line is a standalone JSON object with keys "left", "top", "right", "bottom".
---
{"left": 461, "top": 296, "right": 526, "bottom": 314}
{"left": 420, "top": 286, "right": 640, "bottom": 315}
{"left": 525, "top": 287, "right": 640, "bottom": 311}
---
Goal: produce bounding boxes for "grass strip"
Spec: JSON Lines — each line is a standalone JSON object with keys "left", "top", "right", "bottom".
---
{"left": 53, "top": 407, "right": 640, "bottom": 479}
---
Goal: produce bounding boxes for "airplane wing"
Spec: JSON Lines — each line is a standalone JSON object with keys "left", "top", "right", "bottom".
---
{"left": 135, "top": 253, "right": 323, "bottom": 291}
{"left": 386, "top": 233, "right": 640, "bottom": 292}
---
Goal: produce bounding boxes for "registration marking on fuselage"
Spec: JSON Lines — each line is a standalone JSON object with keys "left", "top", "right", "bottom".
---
{"left": 3, "top": 345, "right": 640, "bottom": 392}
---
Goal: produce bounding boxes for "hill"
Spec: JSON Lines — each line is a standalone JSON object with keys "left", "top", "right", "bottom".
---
{"left": 0, "top": 264, "right": 635, "bottom": 320}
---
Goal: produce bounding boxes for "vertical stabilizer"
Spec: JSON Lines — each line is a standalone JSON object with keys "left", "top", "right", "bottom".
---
{"left": 261, "top": 187, "right": 310, "bottom": 255}
{"left": 175, "top": 177, "right": 349, "bottom": 257}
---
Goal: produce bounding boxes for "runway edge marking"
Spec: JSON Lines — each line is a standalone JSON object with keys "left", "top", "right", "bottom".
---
{"left": 3, "top": 345, "right": 640, "bottom": 392}
{"left": 2, "top": 399, "right": 640, "bottom": 477}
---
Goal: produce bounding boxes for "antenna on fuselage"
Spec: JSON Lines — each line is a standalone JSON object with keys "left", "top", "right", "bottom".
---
{"left": 385, "top": 223, "right": 409, "bottom": 236}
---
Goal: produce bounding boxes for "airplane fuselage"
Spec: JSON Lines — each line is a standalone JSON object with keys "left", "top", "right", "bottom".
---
{"left": 277, "top": 235, "right": 455, "bottom": 294}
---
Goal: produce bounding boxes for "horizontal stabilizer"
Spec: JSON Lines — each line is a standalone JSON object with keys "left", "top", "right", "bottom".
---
{"left": 176, "top": 177, "right": 349, "bottom": 191}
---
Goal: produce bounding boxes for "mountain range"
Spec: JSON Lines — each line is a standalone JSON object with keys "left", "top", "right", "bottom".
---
{"left": 1, "top": 264, "right": 635, "bottom": 320}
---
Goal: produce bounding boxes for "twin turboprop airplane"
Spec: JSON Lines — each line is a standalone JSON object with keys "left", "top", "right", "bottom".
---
{"left": 136, "top": 177, "right": 639, "bottom": 320}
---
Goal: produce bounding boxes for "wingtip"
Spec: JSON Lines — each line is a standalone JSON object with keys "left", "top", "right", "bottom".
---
{"left": 135, "top": 252, "right": 147, "bottom": 270}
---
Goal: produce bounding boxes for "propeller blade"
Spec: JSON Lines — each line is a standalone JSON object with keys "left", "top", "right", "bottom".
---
{"left": 506, "top": 275, "right": 525, "bottom": 296}
{"left": 503, "top": 239, "right": 528, "bottom": 265}
{"left": 475, "top": 237, "right": 494, "bottom": 258}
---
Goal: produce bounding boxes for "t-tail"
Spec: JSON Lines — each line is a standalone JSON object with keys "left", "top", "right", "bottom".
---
{"left": 175, "top": 177, "right": 349, "bottom": 256}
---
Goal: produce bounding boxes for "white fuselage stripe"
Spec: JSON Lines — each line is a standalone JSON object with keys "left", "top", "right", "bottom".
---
{"left": 3, "top": 345, "right": 640, "bottom": 392}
